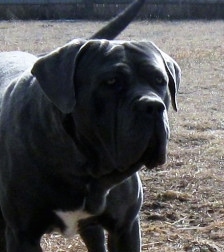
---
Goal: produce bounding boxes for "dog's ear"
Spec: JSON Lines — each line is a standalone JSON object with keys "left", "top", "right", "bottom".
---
{"left": 160, "top": 51, "right": 181, "bottom": 111}
{"left": 31, "top": 39, "right": 86, "bottom": 114}
{"left": 32, "top": 39, "right": 112, "bottom": 114}
{"left": 141, "top": 41, "right": 181, "bottom": 111}
{"left": 128, "top": 41, "right": 181, "bottom": 111}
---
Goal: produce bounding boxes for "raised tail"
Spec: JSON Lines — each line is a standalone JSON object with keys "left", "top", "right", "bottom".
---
{"left": 90, "top": 0, "right": 145, "bottom": 40}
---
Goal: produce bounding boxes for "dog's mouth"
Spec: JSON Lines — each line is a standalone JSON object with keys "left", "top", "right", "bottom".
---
{"left": 141, "top": 138, "right": 167, "bottom": 169}
{"left": 114, "top": 132, "right": 168, "bottom": 174}
{"left": 116, "top": 116, "right": 169, "bottom": 172}
{"left": 141, "top": 113, "right": 170, "bottom": 169}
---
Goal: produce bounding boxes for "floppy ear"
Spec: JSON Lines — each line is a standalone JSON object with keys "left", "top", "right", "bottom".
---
{"left": 31, "top": 39, "right": 86, "bottom": 114}
{"left": 160, "top": 51, "right": 181, "bottom": 111}
{"left": 132, "top": 41, "right": 181, "bottom": 111}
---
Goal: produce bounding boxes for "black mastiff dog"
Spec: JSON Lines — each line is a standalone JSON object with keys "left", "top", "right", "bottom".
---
{"left": 0, "top": 1, "right": 181, "bottom": 251}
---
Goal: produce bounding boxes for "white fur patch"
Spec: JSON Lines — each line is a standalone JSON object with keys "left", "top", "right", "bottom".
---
{"left": 55, "top": 210, "right": 91, "bottom": 237}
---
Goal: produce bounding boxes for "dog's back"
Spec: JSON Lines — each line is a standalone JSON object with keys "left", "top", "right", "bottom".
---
{"left": 0, "top": 52, "right": 37, "bottom": 104}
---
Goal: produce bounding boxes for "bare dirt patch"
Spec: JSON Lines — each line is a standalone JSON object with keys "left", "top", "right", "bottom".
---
{"left": 1, "top": 20, "right": 223, "bottom": 251}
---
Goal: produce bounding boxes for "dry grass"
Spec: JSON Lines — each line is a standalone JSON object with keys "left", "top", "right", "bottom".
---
{"left": 1, "top": 20, "right": 224, "bottom": 251}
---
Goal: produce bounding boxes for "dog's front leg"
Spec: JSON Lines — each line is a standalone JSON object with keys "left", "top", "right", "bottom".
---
{"left": 0, "top": 211, "right": 6, "bottom": 252}
{"left": 79, "top": 218, "right": 106, "bottom": 252}
{"left": 107, "top": 217, "right": 141, "bottom": 252}
{"left": 85, "top": 181, "right": 109, "bottom": 215}
{"left": 5, "top": 226, "right": 42, "bottom": 252}
{"left": 85, "top": 164, "right": 140, "bottom": 215}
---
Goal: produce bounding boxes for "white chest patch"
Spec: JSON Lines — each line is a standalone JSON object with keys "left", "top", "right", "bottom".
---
{"left": 55, "top": 210, "right": 91, "bottom": 238}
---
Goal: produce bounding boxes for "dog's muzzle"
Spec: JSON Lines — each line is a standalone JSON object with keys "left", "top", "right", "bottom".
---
{"left": 133, "top": 94, "right": 169, "bottom": 169}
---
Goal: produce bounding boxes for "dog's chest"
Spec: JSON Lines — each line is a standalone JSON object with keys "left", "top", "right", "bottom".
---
{"left": 55, "top": 210, "right": 91, "bottom": 237}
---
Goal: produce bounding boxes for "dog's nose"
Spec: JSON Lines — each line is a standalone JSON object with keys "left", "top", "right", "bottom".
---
{"left": 136, "top": 96, "right": 165, "bottom": 116}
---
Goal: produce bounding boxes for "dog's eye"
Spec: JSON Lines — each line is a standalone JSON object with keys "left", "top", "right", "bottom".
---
{"left": 106, "top": 78, "right": 117, "bottom": 85}
{"left": 102, "top": 77, "right": 125, "bottom": 93}
{"left": 155, "top": 76, "right": 165, "bottom": 85}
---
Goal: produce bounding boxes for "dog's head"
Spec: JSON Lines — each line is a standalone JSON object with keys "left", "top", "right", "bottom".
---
{"left": 31, "top": 39, "right": 180, "bottom": 177}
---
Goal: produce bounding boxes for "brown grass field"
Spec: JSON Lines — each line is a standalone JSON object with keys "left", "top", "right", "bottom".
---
{"left": 0, "top": 19, "right": 224, "bottom": 251}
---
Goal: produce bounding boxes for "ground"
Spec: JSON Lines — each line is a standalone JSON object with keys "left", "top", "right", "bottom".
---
{"left": 0, "top": 20, "right": 223, "bottom": 251}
